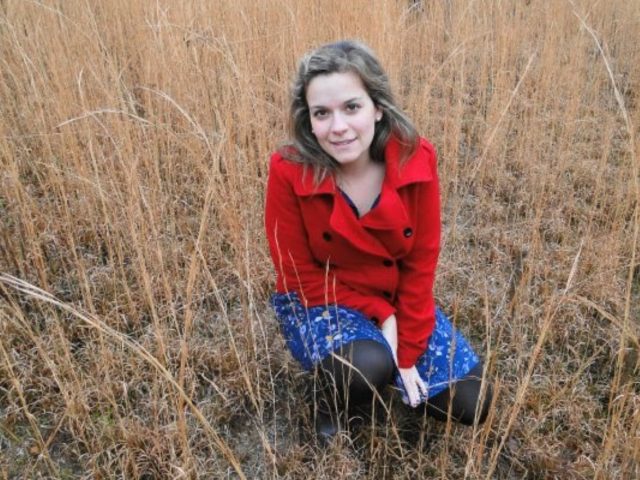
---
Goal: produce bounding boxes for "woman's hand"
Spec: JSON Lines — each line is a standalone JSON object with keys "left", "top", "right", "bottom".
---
{"left": 397, "top": 366, "right": 428, "bottom": 408}
{"left": 380, "top": 315, "right": 427, "bottom": 407}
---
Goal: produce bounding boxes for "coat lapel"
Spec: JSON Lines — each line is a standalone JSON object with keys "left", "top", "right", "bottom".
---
{"left": 360, "top": 137, "right": 434, "bottom": 230}
{"left": 329, "top": 194, "right": 390, "bottom": 257}
{"left": 358, "top": 180, "right": 408, "bottom": 230}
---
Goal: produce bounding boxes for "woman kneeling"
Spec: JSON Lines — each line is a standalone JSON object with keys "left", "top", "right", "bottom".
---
{"left": 265, "top": 40, "right": 492, "bottom": 444}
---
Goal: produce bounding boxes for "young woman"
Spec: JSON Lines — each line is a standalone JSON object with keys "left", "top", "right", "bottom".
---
{"left": 264, "top": 40, "right": 492, "bottom": 443}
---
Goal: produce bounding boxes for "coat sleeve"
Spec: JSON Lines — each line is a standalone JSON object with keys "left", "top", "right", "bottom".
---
{"left": 394, "top": 142, "right": 441, "bottom": 369}
{"left": 265, "top": 153, "right": 396, "bottom": 322}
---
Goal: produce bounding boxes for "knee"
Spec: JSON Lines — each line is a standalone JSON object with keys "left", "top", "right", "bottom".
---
{"left": 317, "top": 340, "right": 393, "bottom": 404}
{"left": 459, "top": 380, "right": 492, "bottom": 425}
{"left": 349, "top": 340, "right": 394, "bottom": 396}
{"left": 455, "top": 370, "right": 493, "bottom": 426}
{"left": 427, "top": 363, "right": 493, "bottom": 426}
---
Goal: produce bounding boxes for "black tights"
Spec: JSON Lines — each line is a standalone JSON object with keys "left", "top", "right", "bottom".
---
{"left": 314, "top": 339, "right": 492, "bottom": 425}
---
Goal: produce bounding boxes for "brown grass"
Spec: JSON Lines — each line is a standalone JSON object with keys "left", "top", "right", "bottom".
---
{"left": 1, "top": 0, "right": 638, "bottom": 478}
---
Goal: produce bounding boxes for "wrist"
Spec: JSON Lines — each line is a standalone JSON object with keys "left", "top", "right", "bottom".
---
{"left": 380, "top": 315, "right": 398, "bottom": 360}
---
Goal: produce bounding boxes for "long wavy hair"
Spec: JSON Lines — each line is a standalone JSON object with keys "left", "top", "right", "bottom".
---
{"left": 281, "top": 40, "right": 419, "bottom": 184}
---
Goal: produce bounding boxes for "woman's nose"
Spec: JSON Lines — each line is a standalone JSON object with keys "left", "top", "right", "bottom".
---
{"left": 330, "top": 112, "right": 348, "bottom": 133}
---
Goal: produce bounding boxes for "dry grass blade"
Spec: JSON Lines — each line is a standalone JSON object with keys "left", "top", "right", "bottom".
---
{"left": 55, "top": 108, "right": 153, "bottom": 128}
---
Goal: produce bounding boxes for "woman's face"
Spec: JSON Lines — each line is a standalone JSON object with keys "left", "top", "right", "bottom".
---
{"left": 306, "top": 71, "right": 381, "bottom": 171}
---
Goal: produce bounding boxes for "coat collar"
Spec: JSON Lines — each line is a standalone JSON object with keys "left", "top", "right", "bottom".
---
{"left": 292, "top": 136, "right": 433, "bottom": 197}
{"left": 383, "top": 136, "right": 433, "bottom": 188}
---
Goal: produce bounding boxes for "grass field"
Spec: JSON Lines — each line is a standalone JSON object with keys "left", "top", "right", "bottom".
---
{"left": 1, "top": 0, "right": 639, "bottom": 478}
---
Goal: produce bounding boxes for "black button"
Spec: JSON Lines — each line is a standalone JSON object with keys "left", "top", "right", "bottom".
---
{"left": 322, "top": 231, "right": 332, "bottom": 241}
{"left": 371, "top": 316, "right": 379, "bottom": 323}
{"left": 383, "top": 259, "right": 394, "bottom": 267}
{"left": 383, "top": 291, "right": 392, "bottom": 298}
{"left": 403, "top": 227, "right": 413, "bottom": 238}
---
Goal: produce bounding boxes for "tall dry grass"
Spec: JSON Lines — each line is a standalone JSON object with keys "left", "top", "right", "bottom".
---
{"left": 0, "top": 0, "right": 638, "bottom": 478}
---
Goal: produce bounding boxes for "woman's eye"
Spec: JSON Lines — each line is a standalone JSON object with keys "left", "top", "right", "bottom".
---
{"left": 346, "top": 103, "right": 361, "bottom": 112}
{"left": 312, "top": 110, "right": 328, "bottom": 118}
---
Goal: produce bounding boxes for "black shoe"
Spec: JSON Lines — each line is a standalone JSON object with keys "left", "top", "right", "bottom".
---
{"left": 313, "top": 401, "right": 340, "bottom": 446}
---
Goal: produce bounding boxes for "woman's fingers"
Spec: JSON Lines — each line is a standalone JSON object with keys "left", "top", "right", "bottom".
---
{"left": 398, "top": 367, "right": 428, "bottom": 408}
{"left": 400, "top": 368, "right": 422, "bottom": 407}
{"left": 406, "top": 381, "right": 419, "bottom": 407}
{"left": 411, "top": 376, "right": 425, "bottom": 407}
{"left": 399, "top": 370, "right": 411, "bottom": 404}
{"left": 417, "top": 375, "right": 428, "bottom": 399}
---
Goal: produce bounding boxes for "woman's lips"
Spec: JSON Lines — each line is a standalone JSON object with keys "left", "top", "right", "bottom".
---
{"left": 330, "top": 138, "right": 356, "bottom": 147}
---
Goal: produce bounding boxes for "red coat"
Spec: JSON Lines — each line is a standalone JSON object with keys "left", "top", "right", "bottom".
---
{"left": 264, "top": 137, "right": 440, "bottom": 368}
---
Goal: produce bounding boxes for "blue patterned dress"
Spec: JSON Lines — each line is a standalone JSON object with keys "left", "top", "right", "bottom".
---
{"left": 271, "top": 291, "right": 480, "bottom": 405}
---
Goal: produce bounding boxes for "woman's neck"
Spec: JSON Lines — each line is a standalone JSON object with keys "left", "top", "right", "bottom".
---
{"left": 335, "top": 159, "right": 385, "bottom": 217}
{"left": 336, "top": 154, "right": 376, "bottom": 186}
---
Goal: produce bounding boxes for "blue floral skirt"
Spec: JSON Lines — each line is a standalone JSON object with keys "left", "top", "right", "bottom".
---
{"left": 271, "top": 292, "right": 480, "bottom": 405}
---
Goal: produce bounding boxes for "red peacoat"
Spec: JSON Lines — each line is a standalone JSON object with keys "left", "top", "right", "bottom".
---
{"left": 264, "top": 136, "right": 441, "bottom": 369}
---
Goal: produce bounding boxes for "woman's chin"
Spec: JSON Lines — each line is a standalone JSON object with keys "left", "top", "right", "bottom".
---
{"left": 330, "top": 151, "right": 367, "bottom": 167}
